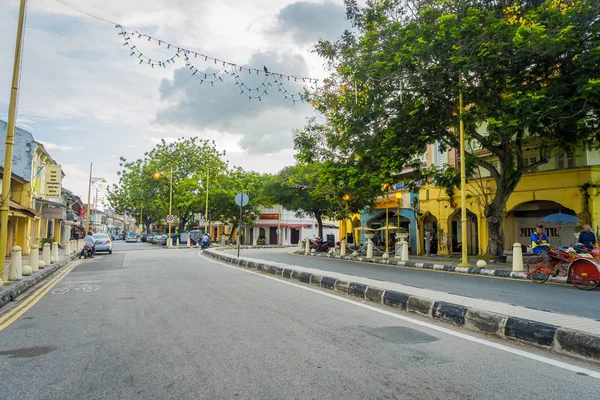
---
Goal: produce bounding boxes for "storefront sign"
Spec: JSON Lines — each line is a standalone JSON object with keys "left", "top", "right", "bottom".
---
{"left": 260, "top": 214, "right": 279, "bottom": 220}
{"left": 44, "top": 165, "right": 62, "bottom": 197}
{"left": 374, "top": 197, "right": 399, "bottom": 209}
{"left": 42, "top": 206, "right": 66, "bottom": 220}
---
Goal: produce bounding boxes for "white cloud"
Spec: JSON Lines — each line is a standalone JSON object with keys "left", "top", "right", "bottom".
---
{"left": 0, "top": 0, "right": 347, "bottom": 199}
{"left": 37, "top": 140, "right": 83, "bottom": 151}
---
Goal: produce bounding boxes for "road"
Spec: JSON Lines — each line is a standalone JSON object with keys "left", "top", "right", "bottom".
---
{"left": 0, "top": 241, "right": 598, "bottom": 400}
{"left": 232, "top": 248, "right": 600, "bottom": 319}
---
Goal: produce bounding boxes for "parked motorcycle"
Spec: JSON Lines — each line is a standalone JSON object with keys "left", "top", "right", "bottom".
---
{"left": 80, "top": 245, "right": 94, "bottom": 259}
{"left": 311, "top": 237, "right": 329, "bottom": 252}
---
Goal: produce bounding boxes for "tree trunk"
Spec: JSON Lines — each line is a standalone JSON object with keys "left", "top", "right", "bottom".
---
{"left": 178, "top": 217, "right": 187, "bottom": 234}
{"left": 315, "top": 212, "right": 324, "bottom": 238}
{"left": 485, "top": 175, "right": 520, "bottom": 255}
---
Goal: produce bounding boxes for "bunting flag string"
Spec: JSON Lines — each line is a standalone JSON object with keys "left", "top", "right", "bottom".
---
{"left": 116, "top": 25, "right": 318, "bottom": 103}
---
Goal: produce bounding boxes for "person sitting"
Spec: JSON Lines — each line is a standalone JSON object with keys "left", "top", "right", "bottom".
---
{"left": 530, "top": 224, "right": 557, "bottom": 276}
{"left": 83, "top": 231, "right": 95, "bottom": 258}
{"left": 577, "top": 224, "right": 596, "bottom": 250}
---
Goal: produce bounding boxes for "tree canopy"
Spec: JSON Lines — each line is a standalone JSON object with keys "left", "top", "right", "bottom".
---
{"left": 297, "top": 0, "right": 600, "bottom": 254}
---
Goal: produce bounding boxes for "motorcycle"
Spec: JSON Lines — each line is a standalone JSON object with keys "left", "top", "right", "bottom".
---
{"left": 200, "top": 239, "right": 211, "bottom": 250}
{"left": 80, "top": 245, "right": 94, "bottom": 259}
{"left": 311, "top": 237, "right": 329, "bottom": 252}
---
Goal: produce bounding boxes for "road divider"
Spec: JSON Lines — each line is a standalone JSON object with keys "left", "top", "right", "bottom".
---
{"left": 203, "top": 248, "right": 600, "bottom": 364}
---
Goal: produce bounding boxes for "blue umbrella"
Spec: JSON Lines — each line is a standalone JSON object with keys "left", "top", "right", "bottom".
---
{"left": 540, "top": 213, "right": 582, "bottom": 224}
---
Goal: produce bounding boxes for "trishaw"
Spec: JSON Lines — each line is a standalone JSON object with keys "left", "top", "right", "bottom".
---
{"left": 525, "top": 246, "right": 600, "bottom": 290}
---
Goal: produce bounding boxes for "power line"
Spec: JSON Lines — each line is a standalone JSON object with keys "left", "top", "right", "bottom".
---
{"left": 53, "top": 0, "right": 319, "bottom": 103}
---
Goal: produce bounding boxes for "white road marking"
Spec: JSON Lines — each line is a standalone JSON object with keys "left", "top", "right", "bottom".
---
{"left": 58, "top": 280, "right": 102, "bottom": 284}
{"left": 200, "top": 254, "right": 600, "bottom": 379}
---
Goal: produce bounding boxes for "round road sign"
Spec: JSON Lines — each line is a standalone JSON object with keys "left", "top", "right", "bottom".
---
{"left": 166, "top": 215, "right": 174, "bottom": 223}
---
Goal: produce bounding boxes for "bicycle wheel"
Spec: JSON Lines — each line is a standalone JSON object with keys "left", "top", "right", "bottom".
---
{"left": 569, "top": 260, "right": 600, "bottom": 291}
{"left": 525, "top": 256, "right": 549, "bottom": 283}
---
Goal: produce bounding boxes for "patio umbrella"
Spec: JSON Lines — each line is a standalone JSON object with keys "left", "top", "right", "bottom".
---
{"left": 540, "top": 213, "right": 582, "bottom": 246}
{"left": 377, "top": 225, "right": 401, "bottom": 230}
{"left": 540, "top": 213, "right": 582, "bottom": 224}
{"left": 353, "top": 226, "right": 375, "bottom": 231}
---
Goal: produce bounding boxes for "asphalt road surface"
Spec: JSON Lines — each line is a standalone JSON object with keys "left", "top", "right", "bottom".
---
{"left": 233, "top": 248, "right": 600, "bottom": 319}
{"left": 0, "top": 242, "right": 598, "bottom": 400}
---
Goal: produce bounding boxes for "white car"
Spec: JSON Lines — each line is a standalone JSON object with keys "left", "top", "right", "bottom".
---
{"left": 125, "top": 234, "right": 138, "bottom": 243}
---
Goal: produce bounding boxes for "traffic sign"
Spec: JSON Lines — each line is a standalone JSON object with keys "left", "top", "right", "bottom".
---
{"left": 166, "top": 215, "right": 174, "bottom": 223}
{"left": 235, "top": 193, "right": 249, "bottom": 207}
{"left": 276, "top": 229, "right": 281, "bottom": 234}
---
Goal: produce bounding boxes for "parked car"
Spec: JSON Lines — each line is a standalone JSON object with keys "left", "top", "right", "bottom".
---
{"left": 92, "top": 233, "right": 113, "bottom": 254}
{"left": 145, "top": 234, "right": 154, "bottom": 243}
{"left": 126, "top": 233, "right": 138, "bottom": 243}
{"left": 141, "top": 234, "right": 148, "bottom": 242}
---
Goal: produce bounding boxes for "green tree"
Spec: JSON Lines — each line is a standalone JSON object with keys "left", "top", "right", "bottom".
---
{"left": 109, "top": 137, "right": 228, "bottom": 234}
{"left": 304, "top": 0, "right": 600, "bottom": 254}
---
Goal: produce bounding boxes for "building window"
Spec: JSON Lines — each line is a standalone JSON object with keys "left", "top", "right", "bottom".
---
{"left": 524, "top": 156, "right": 537, "bottom": 173}
{"left": 557, "top": 152, "right": 574, "bottom": 170}
{"left": 434, "top": 142, "right": 443, "bottom": 167}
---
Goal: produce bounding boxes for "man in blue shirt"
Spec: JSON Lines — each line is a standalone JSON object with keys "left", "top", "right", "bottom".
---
{"left": 531, "top": 224, "right": 555, "bottom": 273}
{"left": 578, "top": 224, "right": 596, "bottom": 250}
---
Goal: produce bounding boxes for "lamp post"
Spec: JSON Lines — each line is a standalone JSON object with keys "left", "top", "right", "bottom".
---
{"left": 85, "top": 164, "right": 105, "bottom": 234}
{"left": 0, "top": 0, "right": 27, "bottom": 275}
{"left": 342, "top": 194, "right": 350, "bottom": 243}
{"left": 458, "top": 73, "right": 469, "bottom": 267}
{"left": 154, "top": 165, "right": 173, "bottom": 247}
{"left": 205, "top": 168, "right": 209, "bottom": 238}
{"left": 395, "top": 192, "right": 402, "bottom": 229}
{"left": 383, "top": 184, "right": 391, "bottom": 258}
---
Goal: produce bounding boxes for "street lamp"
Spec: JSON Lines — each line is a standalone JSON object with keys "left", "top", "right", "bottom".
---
{"left": 383, "top": 184, "right": 391, "bottom": 258}
{"left": 458, "top": 73, "right": 469, "bottom": 267}
{"left": 395, "top": 192, "right": 402, "bottom": 230}
{"left": 342, "top": 194, "right": 350, "bottom": 244}
{"left": 154, "top": 166, "right": 173, "bottom": 247}
{"left": 85, "top": 161, "right": 106, "bottom": 234}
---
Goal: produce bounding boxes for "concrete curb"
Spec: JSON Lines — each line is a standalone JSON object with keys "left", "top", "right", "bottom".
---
{"left": 292, "top": 251, "right": 569, "bottom": 284}
{"left": 204, "top": 249, "right": 599, "bottom": 364}
{"left": 0, "top": 253, "right": 80, "bottom": 309}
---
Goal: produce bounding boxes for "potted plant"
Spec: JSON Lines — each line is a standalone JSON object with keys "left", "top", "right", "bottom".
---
{"left": 257, "top": 237, "right": 266, "bottom": 245}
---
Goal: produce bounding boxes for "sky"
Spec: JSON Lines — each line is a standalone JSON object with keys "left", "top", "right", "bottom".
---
{"left": 0, "top": 0, "right": 352, "bottom": 201}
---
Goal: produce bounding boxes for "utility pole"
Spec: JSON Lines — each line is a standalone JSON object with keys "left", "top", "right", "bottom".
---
{"left": 0, "top": 0, "right": 27, "bottom": 279}
{"left": 458, "top": 73, "right": 469, "bottom": 267}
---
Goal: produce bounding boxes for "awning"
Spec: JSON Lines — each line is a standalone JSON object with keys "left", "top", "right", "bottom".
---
{"left": 9, "top": 200, "right": 40, "bottom": 218}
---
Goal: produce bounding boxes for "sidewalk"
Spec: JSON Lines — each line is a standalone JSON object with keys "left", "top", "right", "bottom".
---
{"left": 1, "top": 248, "right": 78, "bottom": 309}
{"left": 204, "top": 248, "right": 600, "bottom": 363}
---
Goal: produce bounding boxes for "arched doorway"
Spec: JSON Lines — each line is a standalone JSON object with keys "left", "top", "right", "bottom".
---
{"left": 422, "top": 212, "right": 438, "bottom": 255}
{"left": 367, "top": 210, "right": 411, "bottom": 252}
{"left": 506, "top": 200, "right": 577, "bottom": 248}
{"left": 449, "top": 209, "right": 478, "bottom": 255}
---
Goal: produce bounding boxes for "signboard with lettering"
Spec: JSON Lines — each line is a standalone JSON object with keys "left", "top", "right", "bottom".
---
{"left": 260, "top": 214, "right": 279, "bottom": 220}
{"left": 42, "top": 207, "right": 66, "bottom": 220}
{"left": 44, "top": 165, "right": 62, "bottom": 198}
{"left": 374, "top": 197, "right": 399, "bottom": 209}
{"left": 517, "top": 217, "right": 574, "bottom": 248}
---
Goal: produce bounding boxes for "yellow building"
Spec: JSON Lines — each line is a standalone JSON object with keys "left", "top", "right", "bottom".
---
{"left": 416, "top": 145, "right": 600, "bottom": 255}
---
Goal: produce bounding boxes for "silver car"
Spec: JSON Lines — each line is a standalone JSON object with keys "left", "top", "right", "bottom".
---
{"left": 93, "top": 233, "right": 113, "bottom": 254}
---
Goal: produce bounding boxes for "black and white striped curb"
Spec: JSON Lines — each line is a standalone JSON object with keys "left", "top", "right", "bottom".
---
{"left": 0, "top": 253, "right": 80, "bottom": 309}
{"left": 294, "top": 251, "right": 569, "bottom": 284}
{"left": 204, "top": 248, "right": 599, "bottom": 364}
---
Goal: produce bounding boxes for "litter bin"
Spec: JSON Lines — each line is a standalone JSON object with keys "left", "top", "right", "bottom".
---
{"left": 326, "top": 234, "right": 335, "bottom": 248}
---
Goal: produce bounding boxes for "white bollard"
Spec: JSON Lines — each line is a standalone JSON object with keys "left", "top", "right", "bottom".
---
{"left": 52, "top": 242, "right": 59, "bottom": 263}
{"left": 176, "top": 237, "right": 180, "bottom": 247}
{"left": 22, "top": 265, "right": 32, "bottom": 276}
{"left": 512, "top": 242, "right": 524, "bottom": 272}
{"left": 9, "top": 246, "right": 22, "bottom": 281}
{"left": 298, "top": 240, "right": 303, "bottom": 252}
{"left": 366, "top": 240, "right": 374, "bottom": 258}
{"left": 187, "top": 237, "right": 190, "bottom": 248}
{"left": 29, "top": 244, "right": 39, "bottom": 273}
{"left": 65, "top": 241, "right": 71, "bottom": 257}
{"left": 305, "top": 239, "right": 310, "bottom": 254}
{"left": 340, "top": 239, "right": 347, "bottom": 256}
{"left": 401, "top": 241, "right": 409, "bottom": 261}
{"left": 382, "top": 252, "right": 390, "bottom": 259}
{"left": 477, "top": 260, "right": 487, "bottom": 268}
{"left": 42, "top": 243, "right": 51, "bottom": 266}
